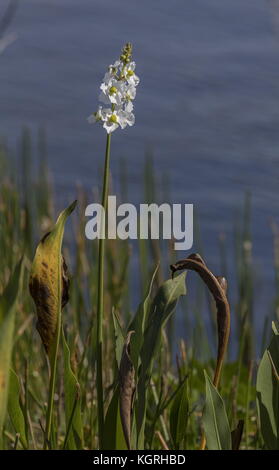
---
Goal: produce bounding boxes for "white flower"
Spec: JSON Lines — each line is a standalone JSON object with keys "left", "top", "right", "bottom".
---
{"left": 123, "top": 83, "right": 137, "bottom": 102}
{"left": 117, "top": 102, "right": 135, "bottom": 129}
{"left": 98, "top": 103, "right": 135, "bottom": 134}
{"left": 103, "top": 70, "right": 114, "bottom": 84}
{"left": 100, "top": 108, "right": 121, "bottom": 134}
{"left": 123, "top": 61, "right": 140, "bottom": 86}
{"left": 108, "top": 60, "right": 122, "bottom": 77}
{"left": 87, "top": 106, "right": 103, "bottom": 124}
{"left": 101, "top": 108, "right": 120, "bottom": 133}
{"left": 99, "top": 78, "right": 124, "bottom": 106}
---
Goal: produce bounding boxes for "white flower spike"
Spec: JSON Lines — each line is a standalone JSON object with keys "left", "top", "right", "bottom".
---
{"left": 88, "top": 43, "right": 139, "bottom": 134}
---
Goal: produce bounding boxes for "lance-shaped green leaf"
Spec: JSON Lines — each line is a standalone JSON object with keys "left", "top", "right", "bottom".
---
{"left": 141, "top": 272, "right": 186, "bottom": 378}
{"left": 135, "top": 272, "right": 186, "bottom": 449}
{"left": 103, "top": 386, "right": 127, "bottom": 450}
{"left": 170, "top": 378, "right": 189, "bottom": 450}
{"left": 0, "top": 304, "right": 17, "bottom": 448}
{"left": 129, "top": 266, "right": 158, "bottom": 374}
{"left": 62, "top": 328, "right": 83, "bottom": 450}
{"left": 29, "top": 201, "right": 77, "bottom": 356}
{"left": 203, "top": 371, "right": 232, "bottom": 450}
{"left": 8, "top": 369, "right": 28, "bottom": 449}
{"left": 256, "top": 327, "right": 279, "bottom": 450}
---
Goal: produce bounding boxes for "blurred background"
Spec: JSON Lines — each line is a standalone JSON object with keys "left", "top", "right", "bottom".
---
{"left": 1, "top": 0, "right": 279, "bottom": 355}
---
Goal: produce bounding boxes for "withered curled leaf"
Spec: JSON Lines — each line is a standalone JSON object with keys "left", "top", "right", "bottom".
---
{"left": 170, "top": 254, "right": 230, "bottom": 389}
{"left": 29, "top": 201, "right": 77, "bottom": 355}
{"left": 119, "top": 330, "right": 135, "bottom": 450}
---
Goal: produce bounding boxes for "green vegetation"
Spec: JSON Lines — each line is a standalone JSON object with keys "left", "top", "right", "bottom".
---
{"left": 0, "top": 129, "right": 278, "bottom": 450}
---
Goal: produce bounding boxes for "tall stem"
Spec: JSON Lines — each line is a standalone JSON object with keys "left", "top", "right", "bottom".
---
{"left": 96, "top": 132, "right": 111, "bottom": 449}
{"left": 44, "top": 306, "right": 62, "bottom": 449}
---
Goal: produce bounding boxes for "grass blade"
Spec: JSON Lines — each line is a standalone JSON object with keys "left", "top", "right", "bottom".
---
{"left": 0, "top": 304, "right": 17, "bottom": 448}
{"left": 256, "top": 326, "right": 279, "bottom": 449}
{"left": 103, "top": 386, "right": 127, "bottom": 450}
{"left": 170, "top": 378, "right": 189, "bottom": 449}
{"left": 62, "top": 328, "right": 83, "bottom": 450}
{"left": 8, "top": 369, "right": 28, "bottom": 449}
{"left": 0, "top": 259, "right": 23, "bottom": 449}
{"left": 203, "top": 371, "right": 232, "bottom": 450}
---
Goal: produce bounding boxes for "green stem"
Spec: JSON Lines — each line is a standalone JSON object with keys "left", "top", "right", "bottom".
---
{"left": 44, "top": 320, "right": 62, "bottom": 449}
{"left": 44, "top": 265, "right": 63, "bottom": 449}
{"left": 96, "top": 132, "right": 111, "bottom": 449}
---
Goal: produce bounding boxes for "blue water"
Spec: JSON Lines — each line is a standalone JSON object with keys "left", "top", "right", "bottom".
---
{"left": 1, "top": 0, "right": 279, "bottom": 347}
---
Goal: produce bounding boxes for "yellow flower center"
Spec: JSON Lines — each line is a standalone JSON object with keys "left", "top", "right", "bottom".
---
{"left": 109, "top": 114, "right": 118, "bottom": 123}
{"left": 109, "top": 86, "right": 117, "bottom": 94}
{"left": 127, "top": 70, "right": 134, "bottom": 77}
